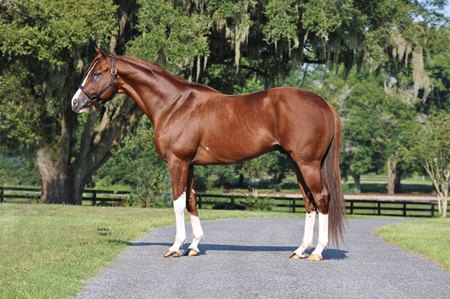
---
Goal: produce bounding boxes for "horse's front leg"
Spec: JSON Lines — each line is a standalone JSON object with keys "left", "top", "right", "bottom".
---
{"left": 185, "top": 169, "right": 204, "bottom": 256}
{"left": 164, "top": 158, "right": 190, "bottom": 258}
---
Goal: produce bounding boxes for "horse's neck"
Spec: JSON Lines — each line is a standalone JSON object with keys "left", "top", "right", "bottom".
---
{"left": 117, "top": 57, "right": 184, "bottom": 124}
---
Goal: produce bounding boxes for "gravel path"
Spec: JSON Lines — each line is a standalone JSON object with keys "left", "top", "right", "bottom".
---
{"left": 76, "top": 218, "right": 450, "bottom": 299}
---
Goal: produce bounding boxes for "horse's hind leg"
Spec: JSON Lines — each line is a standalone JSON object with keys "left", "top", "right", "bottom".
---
{"left": 290, "top": 158, "right": 330, "bottom": 261}
{"left": 185, "top": 167, "right": 204, "bottom": 256}
{"left": 289, "top": 161, "right": 317, "bottom": 259}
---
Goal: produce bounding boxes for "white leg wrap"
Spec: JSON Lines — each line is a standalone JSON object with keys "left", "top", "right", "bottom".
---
{"left": 294, "top": 211, "right": 316, "bottom": 257}
{"left": 188, "top": 214, "right": 204, "bottom": 252}
{"left": 311, "top": 212, "right": 329, "bottom": 257}
{"left": 169, "top": 192, "right": 186, "bottom": 252}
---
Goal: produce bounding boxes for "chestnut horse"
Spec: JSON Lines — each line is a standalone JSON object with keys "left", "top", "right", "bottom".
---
{"left": 72, "top": 49, "right": 345, "bottom": 261}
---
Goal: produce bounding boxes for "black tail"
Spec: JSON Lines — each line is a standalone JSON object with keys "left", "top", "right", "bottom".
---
{"left": 322, "top": 106, "right": 345, "bottom": 247}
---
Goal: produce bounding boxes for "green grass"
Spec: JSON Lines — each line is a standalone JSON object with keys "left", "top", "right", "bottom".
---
{"left": 0, "top": 204, "right": 294, "bottom": 299}
{"left": 2, "top": 203, "right": 447, "bottom": 298}
{"left": 375, "top": 218, "right": 450, "bottom": 271}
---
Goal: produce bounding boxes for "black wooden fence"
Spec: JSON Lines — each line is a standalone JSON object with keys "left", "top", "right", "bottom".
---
{"left": 195, "top": 193, "right": 444, "bottom": 217}
{"left": 1, "top": 186, "right": 446, "bottom": 217}
{"left": 0, "top": 186, "right": 128, "bottom": 206}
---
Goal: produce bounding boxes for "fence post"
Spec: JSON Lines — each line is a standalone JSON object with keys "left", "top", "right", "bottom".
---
{"left": 292, "top": 198, "right": 296, "bottom": 213}
{"left": 431, "top": 202, "right": 435, "bottom": 217}
{"left": 403, "top": 203, "right": 407, "bottom": 217}
{"left": 350, "top": 200, "right": 354, "bottom": 215}
{"left": 377, "top": 202, "right": 381, "bottom": 215}
{"left": 198, "top": 195, "right": 202, "bottom": 209}
{"left": 92, "top": 190, "right": 97, "bottom": 206}
{"left": 0, "top": 186, "right": 3, "bottom": 203}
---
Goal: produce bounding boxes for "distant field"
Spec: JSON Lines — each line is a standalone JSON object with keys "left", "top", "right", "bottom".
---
{"left": 226, "top": 174, "right": 434, "bottom": 195}
{"left": 342, "top": 175, "right": 434, "bottom": 194}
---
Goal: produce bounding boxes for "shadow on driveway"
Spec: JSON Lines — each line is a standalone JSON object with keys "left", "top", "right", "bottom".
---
{"left": 119, "top": 240, "right": 348, "bottom": 260}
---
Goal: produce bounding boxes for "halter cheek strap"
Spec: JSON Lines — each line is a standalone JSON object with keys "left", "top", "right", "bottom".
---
{"left": 79, "top": 55, "right": 117, "bottom": 107}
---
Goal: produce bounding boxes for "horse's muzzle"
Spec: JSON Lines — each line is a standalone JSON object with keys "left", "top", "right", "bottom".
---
{"left": 71, "top": 91, "right": 90, "bottom": 114}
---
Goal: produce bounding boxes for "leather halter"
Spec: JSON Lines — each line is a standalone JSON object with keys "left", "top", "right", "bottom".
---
{"left": 79, "top": 55, "right": 117, "bottom": 107}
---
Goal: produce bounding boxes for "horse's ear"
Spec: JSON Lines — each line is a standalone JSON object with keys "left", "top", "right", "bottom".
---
{"left": 95, "top": 48, "right": 108, "bottom": 60}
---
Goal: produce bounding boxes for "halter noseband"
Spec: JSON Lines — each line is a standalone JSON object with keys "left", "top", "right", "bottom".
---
{"left": 79, "top": 55, "right": 117, "bottom": 108}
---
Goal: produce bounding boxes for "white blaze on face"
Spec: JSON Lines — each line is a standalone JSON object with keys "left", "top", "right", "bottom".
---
{"left": 71, "top": 61, "right": 98, "bottom": 112}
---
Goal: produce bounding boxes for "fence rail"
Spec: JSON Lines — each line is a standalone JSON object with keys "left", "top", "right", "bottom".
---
{"left": 196, "top": 193, "right": 445, "bottom": 217}
{"left": 1, "top": 186, "right": 446, "bottom": 217}
{"left": 0, "top": 186, "right": 128, "bottom": 206}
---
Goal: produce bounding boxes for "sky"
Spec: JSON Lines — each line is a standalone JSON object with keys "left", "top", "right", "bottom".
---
{"left": 444, "top": 2, "right": 450, "bottom": 18}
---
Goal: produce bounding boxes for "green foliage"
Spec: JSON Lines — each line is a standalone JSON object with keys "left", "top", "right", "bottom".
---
{"left": 0, "top": 0, "right": 117, "bottom": 150}
{"left": 128, "top": 0, "right": 210, "bottom": 70}
{"left": 238, "top": 189, "right": 273, "bottom": 211}
{"left": 301, "top": 0, "right": 355, "bottom": 41}
{"left": 263, "top": 0, "right": 299, "bottom": 47}
{"left": 0, "top": 0, "right": 117, "bottom": 65}
{"left": 403, "top": 113, "right": 450, "bottom": 174}
{"left": 95, "top": 118, "right": 170, "bottom": 207}
{"left": 0, "top": 154, "right": 39, "bottom": 186}
{"left": 0, "top": 63, "right": 41, "bottom": 149}
{"left": 426, "top": 25, "right": 450, "bottom": 111}
{"left": 402, "top": 113, "right": 450, "bottom": 216}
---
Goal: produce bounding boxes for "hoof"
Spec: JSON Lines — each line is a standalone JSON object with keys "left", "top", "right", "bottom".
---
{"left": 184, "top": 248, "right": 200, "bottom": 257}
{"left": 289, "top": 252, "right": 305, "bottom": 260}
{"left": 163, "top": 250, "right": 181, "bottom": 258}
{"left": 307, "top": 253, "right": 323, "bottom": 261}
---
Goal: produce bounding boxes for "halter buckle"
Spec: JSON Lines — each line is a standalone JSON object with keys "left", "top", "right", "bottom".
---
{"left": 111, "top": 68, "right": 117, "bottom": 76}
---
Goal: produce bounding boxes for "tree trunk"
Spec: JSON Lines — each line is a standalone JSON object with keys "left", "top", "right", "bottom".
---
{"left": 238, "top": 174, "right": 245, "bottom": 188}
{"left": 394, "top": 167, "right": 402, "bottom": 193}
{"left": 424, "top": 161, "right": 449, "bottom": 218}
{"left": 37, "top": 147, "right": 83, "bottom": 204}
{"left": 37, "top": 99, "right": 142, "bottom": 204}
{"left": 387, "top": 157, "right": 398, "bottom": 194}
{"left": 353, "top": 173, "right": 361, "bottom": 193}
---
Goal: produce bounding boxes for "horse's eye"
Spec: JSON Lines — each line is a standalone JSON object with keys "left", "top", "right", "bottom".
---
{"left": 93, "top": 71, "right": 102, "bottom": 82}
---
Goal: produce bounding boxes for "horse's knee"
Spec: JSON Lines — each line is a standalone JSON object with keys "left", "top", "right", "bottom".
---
{"left": 303, "top": 197, "right": 316, "bottom": 213}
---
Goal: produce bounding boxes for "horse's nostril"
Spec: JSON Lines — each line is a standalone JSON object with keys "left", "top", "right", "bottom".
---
{"left": 73, "top": 98, "right": 78, "bottom": 106}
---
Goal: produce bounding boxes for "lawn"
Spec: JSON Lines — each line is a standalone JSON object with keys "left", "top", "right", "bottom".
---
{"left": 0, "top": 204, "right": 294, "bottom": 299}
{"left": 375, "top": 218, "right": 450, "bottom": 271}
{"left": 2, "top": 204, "right": 448, "bottom": 299}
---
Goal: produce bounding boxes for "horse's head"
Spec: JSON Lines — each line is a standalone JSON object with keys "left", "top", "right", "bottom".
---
{"left": 71, "top": 48, "right": 118, "bottom": 113}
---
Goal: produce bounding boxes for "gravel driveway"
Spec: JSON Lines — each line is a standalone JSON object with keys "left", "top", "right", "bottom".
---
{"left": 76, "top": 217, "right": 450, "bottom": 299}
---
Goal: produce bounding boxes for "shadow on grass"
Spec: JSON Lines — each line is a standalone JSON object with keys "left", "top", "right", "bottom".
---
{"left": 108, "top": 239, "right": 132, "bottom": 246}
{"left": 124, "top": 241, "right": 348, "bottom": 260}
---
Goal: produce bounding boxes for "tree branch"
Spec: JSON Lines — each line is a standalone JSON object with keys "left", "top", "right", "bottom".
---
{"left": 75, "top": 98, "right": 143, "bottom": 184}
